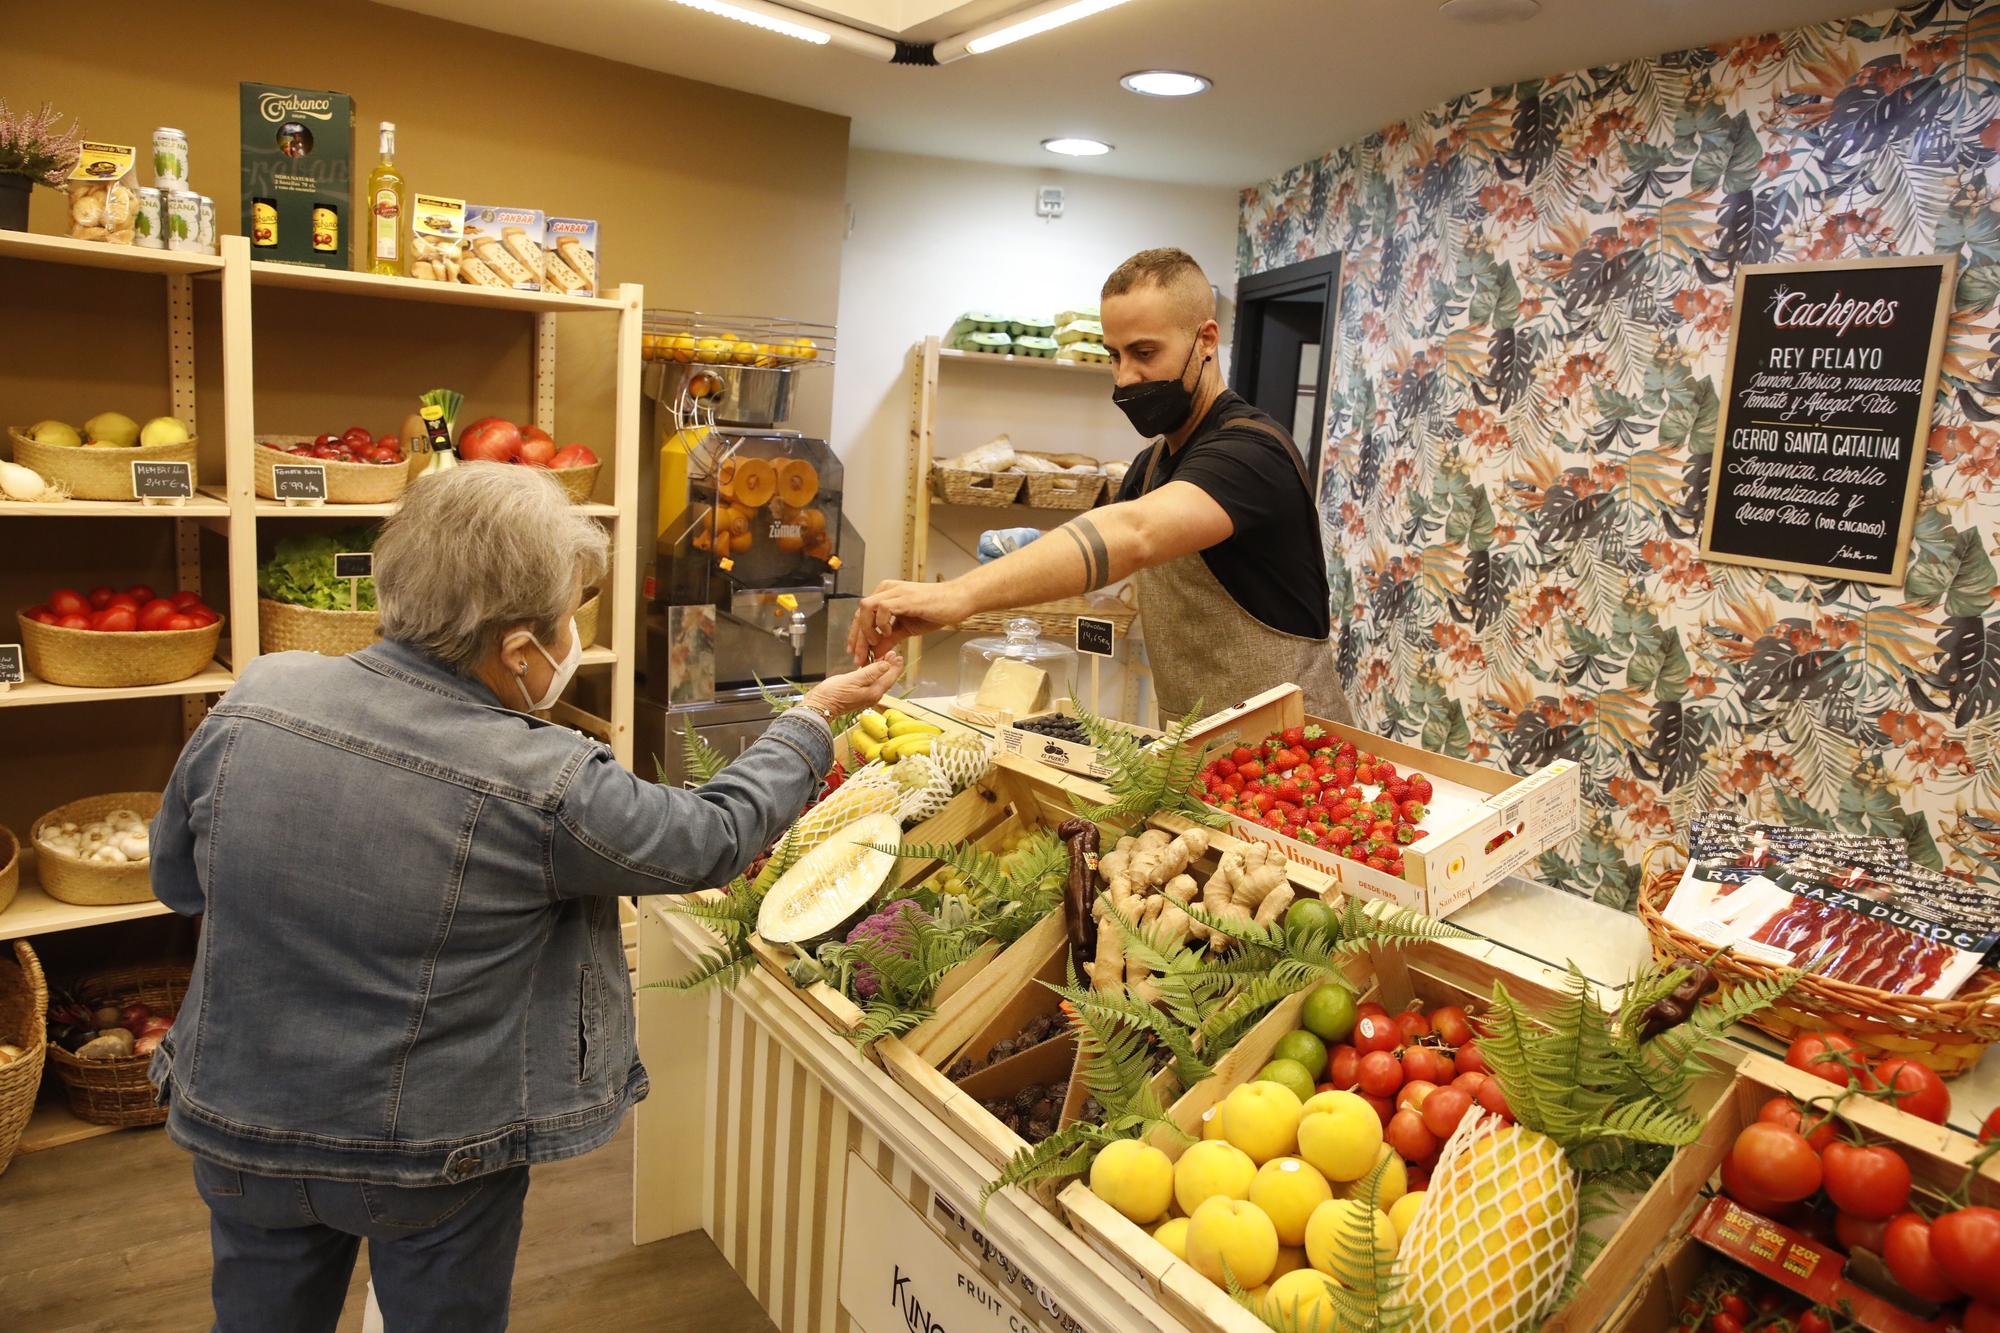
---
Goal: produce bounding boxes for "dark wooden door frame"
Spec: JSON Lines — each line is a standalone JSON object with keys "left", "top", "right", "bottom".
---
{"left": 1230, "top": 254, "right": 1340, "bottom": 481}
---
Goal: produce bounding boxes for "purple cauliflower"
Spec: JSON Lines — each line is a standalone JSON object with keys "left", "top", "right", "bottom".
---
{"left": 845, "top": 899, "right": 930, "bottom": 1000}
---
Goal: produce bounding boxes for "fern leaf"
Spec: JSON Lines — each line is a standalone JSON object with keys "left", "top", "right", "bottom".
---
{"left": 1069, "top": 702, "right": 1228, "bottom": 826}
{"left": 982, "top": 1124, "right": 1110, "bottom": 1206}
{"left": 641, "top": 937, "right": 757, "bottom": 993}
{"left": 847, "top": 1001, "right": 933, "bottom": 1047}
{"left": 1067, "top": 976, "right": 1216, "bottom": 1087}
{"left": 678, "top": 722, "right": 729, "bottom": 785}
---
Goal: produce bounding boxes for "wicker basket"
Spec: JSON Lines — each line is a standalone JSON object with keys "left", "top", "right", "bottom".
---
{"left": 1023, "top": 471, "right": 1105, "bottom": 510}
{"left": 551, "top": 462, "right": 602, "bottom": 504}
{"left": 0, "top": 824, "right": 17, "bottom": 917}
{"left": 0, "top": 940, "right": 48, "bottom": 1174}
{"left": 7, "top": 427, "right": 200, "bottom": 501}
{"left": 254, "top": 437, "right": 410, "bottom": 505}
{"left": 258, "top": 598, "right": 381, "bottom": 657}
{"left": 31, "top": 793, "right": 162, "bottom": 907}
{"left": 931, "top": 467, "right": 1024, "bottom": 508}
{"left": 576, "top": 594, "right": 600, "bottom": 649}
{"left": 1636, "top": 843, "right": 2000, "bottom": 1078}
{"left": 46, "top": 963, "right": 188, "bottom": 1127}
{"left": 961, "top": 594, "right": 1140, "bottom": 640}
{"left": 17, "top": 612, "right": 222, "bottom": 688}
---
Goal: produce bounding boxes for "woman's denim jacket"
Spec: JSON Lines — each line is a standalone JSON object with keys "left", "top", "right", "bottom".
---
{"left": 146, "top": 639, "right": 831, "bottom": 1185}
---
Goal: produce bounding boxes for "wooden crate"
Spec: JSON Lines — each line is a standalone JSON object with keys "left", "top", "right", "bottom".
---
{"left": 1553, "top": 1050, "right": 2000, "bottom": 1333}
{"left": 746, "top": 754, "right": 1113, "bottom": 1042}
{"left": 1180, "top": 685, "right": 1581, "bottom": 917}
{"left": 995, "top": 699, "right": 1163, "bottom": 781}
{"left": 1059, "top": 936, "right": 1692, "bottom": 1333}
{"left": 1603, "top": 1234, "right": 1706, "bottom": 1333}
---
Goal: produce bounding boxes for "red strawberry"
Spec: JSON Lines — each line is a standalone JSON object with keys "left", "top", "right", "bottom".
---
{"left": 1216, "top": 758, "right": 1237, "bottom": 777}
{"left": 1281, "top": 725, "right": 1306, "bottom": 748}
{"left": 1409, "top": 776, "right": 1434, "bottom": 802}
{"left": 1386, "top": 779, "right": 1411, "bottom": 802}
{"left": 1302, "top": 725, "right": 1329, "bottom": 751}
{"left": 1366, "top": 855, "right": 1391, "bottom": 872}
{"left": 1298, "top": 828, "right": 1320, "bottom": 844}
{"left": 1328, "top": 827, "right": 1355, "bottom": 847}
{"left": 1395, "top": 825, "right": 1417, "bottom": 845}
{"left": 1231, "top": 746, "right": 1253, "bottom": 764}
{"left": 1375, "top": 799, "right": 1398, "bottom": 820}
{"left": 1355, "top": 763, "right": 1376, "bottom": 785}
{"left": 1345, "top": 785, "right": 1364, "bottom": 802}
{"left": 1372, "top": 820, "right": 1397, "bottom": 842}
{"left": 1277, "top": 779, "right": 1302, "bottom": 803}
{"left": 1401, "top": 800, "right": 1427, "bottom": 823}
{"left": 1329, "top": 800, "right": 1355, "bottom": 822}
{"left": 1253, "top": 792, "right": 1276, "bottom": 814}
{"left": 1375, "top": 761, "right": 1398, "bottom": 782}
{"left": 1337, "top": 741, "right": 1358, "bottom": 761}
{"left": 1238, "top": 761, "right": 1264, "bottom": 781}
{"left": 1411, "top": 830, "right": 1429, "bottom": 841}
{"left": 1332, "top": 763, "right": 1356, "bottom": 785}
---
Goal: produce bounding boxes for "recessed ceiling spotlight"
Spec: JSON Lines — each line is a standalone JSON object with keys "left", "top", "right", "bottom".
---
{"left": 1439, "top": 0, "right": 1541, "bottom": 22}
{"left": 1043, "top": 137, "right": 1114, "bottom": 157}
{"left": 1120, "top": 70, "right": 1211, "bottom": 97}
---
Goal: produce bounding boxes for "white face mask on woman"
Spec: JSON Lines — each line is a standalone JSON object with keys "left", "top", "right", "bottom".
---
{"left": 509, "top": 618, "right": 581, "bottom": 712}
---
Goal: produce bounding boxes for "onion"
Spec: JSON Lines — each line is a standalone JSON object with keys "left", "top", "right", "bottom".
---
{"left": 0, "top": 460, "right": 65, "bottom": 503}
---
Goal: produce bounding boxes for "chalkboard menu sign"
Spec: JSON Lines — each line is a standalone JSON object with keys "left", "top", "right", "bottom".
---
{"left": 1701, "top": 256, "right": 1954, "bottom": 586}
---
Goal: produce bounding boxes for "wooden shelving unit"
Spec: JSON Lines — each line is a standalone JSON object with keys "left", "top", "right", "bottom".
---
{"left": 0, "top": 230, "right": 644, "bottom": 1153}
{"left": 904, "top": 334, "right": 1143, "bottom": 686}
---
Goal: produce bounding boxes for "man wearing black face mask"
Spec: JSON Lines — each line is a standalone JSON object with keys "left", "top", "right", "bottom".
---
{"left": 851, "top": 247, "right": 1351, "bottom": 723}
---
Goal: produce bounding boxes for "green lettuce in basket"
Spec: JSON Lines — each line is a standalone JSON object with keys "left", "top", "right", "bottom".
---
{"left": 257, "top": 527, "right": 379, "bottom": 611}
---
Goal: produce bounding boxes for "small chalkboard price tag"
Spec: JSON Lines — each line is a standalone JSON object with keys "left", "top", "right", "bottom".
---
{"left": 334, "top": 552, "right": 374, "bottom": 580}
{"left": 1074, "top": 617, "right": 1116, "bottom": 658}
{"left": 131, "top": 460, "right": 194, "bottom": 504}
{"left": 272, "top": 463, "right": 328, "bottom": 506}
{"left": 1702, "top": 255, "right": 1955, "bottom": 586}
{"left": 0, "top": 642, "right": 23, "bottom": 691}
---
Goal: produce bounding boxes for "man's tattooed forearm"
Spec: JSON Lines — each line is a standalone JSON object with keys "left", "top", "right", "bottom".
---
{"left": 1066, "top": 516, "right": 1112, "bottom": 591}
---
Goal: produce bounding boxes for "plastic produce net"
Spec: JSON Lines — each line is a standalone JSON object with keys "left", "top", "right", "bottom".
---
{"left": 1394, "top": 1113, "right": 1579, "bottom": 1333}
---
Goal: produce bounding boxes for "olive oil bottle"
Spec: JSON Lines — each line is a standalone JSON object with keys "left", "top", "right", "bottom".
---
{"left": 366, "top": 121, "right": 406, "bottom": 276}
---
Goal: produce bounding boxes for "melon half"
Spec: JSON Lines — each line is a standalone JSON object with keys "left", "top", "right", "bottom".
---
{"left": 755, "top": 813, "right": 902, "bottom": 945}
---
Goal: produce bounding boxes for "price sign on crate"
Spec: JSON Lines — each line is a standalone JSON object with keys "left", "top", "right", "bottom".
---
{"left": 0, "top": 642, "right": 23, "bottom": 691}
{"left": 1073, "top": 617, "right": 1116, "bottom": 658}
{"left": 131, "top": 460, "right": 194, "bottom": 503}
{"left": 271, "top": 463, "right": 328, "bottom": 505}
{"left": 335, "top": 552, "right": 372, "bottom": 611}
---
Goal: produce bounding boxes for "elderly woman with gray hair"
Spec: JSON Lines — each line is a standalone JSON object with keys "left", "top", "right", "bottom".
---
{"left": 147, "top": 463, "right": 901, "bottom": 1333}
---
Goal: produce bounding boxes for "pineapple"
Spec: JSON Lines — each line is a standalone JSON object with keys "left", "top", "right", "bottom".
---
{"left": 1395, "top": 1118, "right": 1578, "bottom": 1332}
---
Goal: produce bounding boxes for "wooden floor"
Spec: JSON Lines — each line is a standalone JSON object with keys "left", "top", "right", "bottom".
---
{"left": 0, "top": 1119, "right": 775, "bottom": 1333}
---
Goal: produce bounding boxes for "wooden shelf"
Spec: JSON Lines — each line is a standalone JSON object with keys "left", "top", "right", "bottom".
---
{"left": 246, "top": 496, "right": 617, "bottom": 519}
{"left": 0, "top": 664, "right": 234, "bottom": 710}
{"left": 931, "top": 495, "right": 1110, "bottom": 513}
{"left": 936, "top": 347, "right": 1109, "bottom": 374}
{"left": 0, "top": 229, "right": 224, "bottom": 276}
{"left": 0, "top": 495, "right": 229, "bottom": 519}
{"left": 579, "top": 646, "right": 617, "bottom": 667}
{"left": 0, "top": 874, "right": 172, "bottom": 937}
{"left": 15, "top": 1087, "right": 128, "bottom": 1154}
{"left": 250, "top": 262, "right": 624, "bottom": 314}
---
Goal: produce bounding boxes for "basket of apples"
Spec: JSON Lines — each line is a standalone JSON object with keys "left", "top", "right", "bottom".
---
{"left": 19, "top": 583, "right": 223, "bottom": 687}
{"left": 254, "top": 428, "right": 410, "bottom": 504}
{"left": 456, "top": 418, "right": 601, "bottom": 503}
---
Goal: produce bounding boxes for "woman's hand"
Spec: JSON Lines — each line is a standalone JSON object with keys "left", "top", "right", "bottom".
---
{"left": 804, "top": 653, "right": 904, "bottom": 720}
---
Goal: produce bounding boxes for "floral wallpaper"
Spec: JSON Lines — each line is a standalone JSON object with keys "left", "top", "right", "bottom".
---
{"left": 1239, "top": 0, "right": 2000, "bottom": 907}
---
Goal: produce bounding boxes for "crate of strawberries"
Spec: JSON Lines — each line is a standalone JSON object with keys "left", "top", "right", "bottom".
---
{"left": 1178, "top": 685, "right": 1581, "bottom": 917}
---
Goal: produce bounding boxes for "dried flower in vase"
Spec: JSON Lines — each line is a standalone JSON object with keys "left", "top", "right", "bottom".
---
{"left": 0, "top": 99, "right": 83, "bottom": 187}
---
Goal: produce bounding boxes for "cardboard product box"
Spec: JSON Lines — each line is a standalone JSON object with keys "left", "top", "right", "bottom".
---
{"left": 240, "top": 83, "right": 354, "bottom": 270}
{"left": 542, "top": 217, "right": 599, "bottom": 296}
{"left": 1179, "top": 685, "right": 1582, "bottom": 918}
{"left": 995, "top": 700, "right": 1162, "bottom": 781}
{"left": 463, "top": 203, "right": 546, "bottom": 291}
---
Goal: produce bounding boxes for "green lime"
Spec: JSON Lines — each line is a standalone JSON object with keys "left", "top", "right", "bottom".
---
{"left": 1256, "top": 1058, "right": 1318, "bottom": 1104}
{"left": 1272, "top": 1029, "right": 1329, "bottom": 1081}
{"left": 1300, "top": 983, "right": 1359, "bottom": 1044}
{"left": 1284, "top": 897, "right": 1337, "bottom": 942}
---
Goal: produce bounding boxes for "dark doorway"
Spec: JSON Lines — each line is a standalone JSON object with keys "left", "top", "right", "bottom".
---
{"left": 1231, "top": 255, "right": 1339, "bottom": 481}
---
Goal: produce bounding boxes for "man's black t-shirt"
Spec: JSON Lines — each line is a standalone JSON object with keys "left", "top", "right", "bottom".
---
{"left": 1114, "top": 391, "right": 1331, "bottom": 639}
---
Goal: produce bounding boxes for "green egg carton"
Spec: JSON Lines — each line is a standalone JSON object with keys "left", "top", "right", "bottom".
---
{"left": 1008, "top": 317, "right": 1056, "bottom": 338}
{"left": 1011, "top": 336, "right": 1058, "bottom": 358}
{"left": 1057, "top": 341, "right": 1110, "bottom": 364}
{"left": 1055, "top": 307, "right": 1099, "bottom": 328}
{"left": 1054, "top": 318, "right": 1104, "bottom": 346}
{"left": 962, "top": 311, "right": 1011, "bottom": 333}
{"left": 958, "top": 331, "right": 1014, "bottom": 354}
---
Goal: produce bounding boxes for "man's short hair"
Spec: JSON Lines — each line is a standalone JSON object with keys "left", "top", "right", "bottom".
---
{"left": 1102, "top": 247, "right": 1216, "bottom": 324}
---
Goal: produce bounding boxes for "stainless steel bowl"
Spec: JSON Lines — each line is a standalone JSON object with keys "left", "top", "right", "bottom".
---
{"left": 645, "top": 361, "right": 796, "bottom": 428}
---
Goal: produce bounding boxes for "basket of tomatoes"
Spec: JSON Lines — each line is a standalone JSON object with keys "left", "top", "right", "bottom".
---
{"left": 254, "top": 430, "right": 409, "bottom": 505}
{"left": 18, "top": 584, "right": 223, "bottom": 687}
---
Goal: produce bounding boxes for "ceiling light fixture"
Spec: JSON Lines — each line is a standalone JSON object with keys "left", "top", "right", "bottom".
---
{"left": 662, "top": 0, "right": 899, "bottom": 57}
{"left": 1043, "top": 137, "right": 1113, "bottom": 157}
{"left": 1438, "top": 0, "right": 1541, "bottom": 23}
{"left": 1119, "top": 69, "right": 1210, "bottom": 97}
{"left": 934, "top": 0, "right": 1137, "bottom": 61}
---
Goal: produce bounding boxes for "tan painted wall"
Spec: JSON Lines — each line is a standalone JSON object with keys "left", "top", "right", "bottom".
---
{"left": 0, "top": 0, "right": 851, "bottom": 449}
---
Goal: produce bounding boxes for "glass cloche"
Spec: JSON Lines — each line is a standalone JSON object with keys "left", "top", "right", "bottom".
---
{"left": 953, "top": 617, "right": 1077, "bottom": 724}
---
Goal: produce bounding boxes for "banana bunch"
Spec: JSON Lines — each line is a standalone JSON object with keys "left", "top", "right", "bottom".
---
{"left": 849, "top": 708, "right": 943, "bottom": 765}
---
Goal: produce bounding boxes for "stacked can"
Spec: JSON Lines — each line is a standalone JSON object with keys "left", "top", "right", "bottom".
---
{"left": 152, "top": 128, "right": 189, "bottom": 193}
{"left": 165, "top": 191, "right": 202, "bottom": 252}
{"left": 197, "top": 196, "right": 216, "bottom": 253}
{"left": 135, "top": 187, "right": 165, "bottom": 250}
